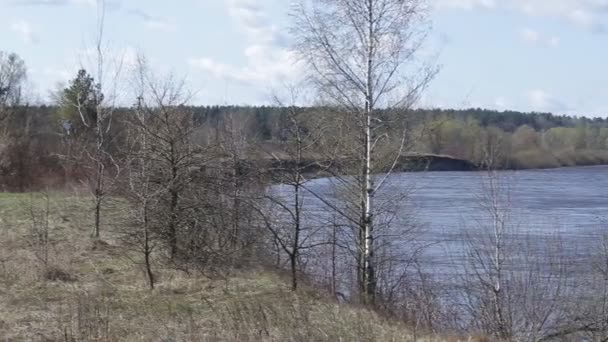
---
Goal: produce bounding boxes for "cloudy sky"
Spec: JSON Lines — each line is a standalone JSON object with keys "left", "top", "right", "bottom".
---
{"left": 1, "top": 0, "right": 607, "bottom": 116}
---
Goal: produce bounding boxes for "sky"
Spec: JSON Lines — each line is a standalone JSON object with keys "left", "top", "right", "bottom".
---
{"left": 1, "top": 0, "right": 607, "bottom": 117}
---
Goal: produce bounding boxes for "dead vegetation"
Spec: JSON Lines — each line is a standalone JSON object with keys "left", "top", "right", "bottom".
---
{"left": 0, "top": 191, "right": 480, "bottom": 342}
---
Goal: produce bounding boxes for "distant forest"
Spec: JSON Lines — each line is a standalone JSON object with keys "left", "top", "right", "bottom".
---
{"left": 195, "top": 106, "right": 608, "bottom": 170}
{"left": 2, "top": 103, "right": 608, "bottom": 192}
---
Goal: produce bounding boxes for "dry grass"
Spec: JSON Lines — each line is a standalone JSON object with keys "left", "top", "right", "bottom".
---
{"left": 0, "top": 191, "right": 477, "bottom": 342}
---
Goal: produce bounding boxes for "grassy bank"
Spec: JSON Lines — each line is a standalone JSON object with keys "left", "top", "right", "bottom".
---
{"left": 0, "top": 192, "right": 479, "bottom": 341}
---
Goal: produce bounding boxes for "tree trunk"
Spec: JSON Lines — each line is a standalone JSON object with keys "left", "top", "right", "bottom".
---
{"left": 168, "top": 187, "right": 178, "bottom": 259}
{"left": 362, "top": 0, "right": 376, "bottom": 304}
{"left": 143, "top": 201, "right": 155, "bottom": 289}
{"left": 168, "top": 145, "right": 179, "bottom": 259}
{"left": 331, "top": 220, "right": 337, "bottom": 297}
{"left": 290, "top": 253, "right": 298, "bottom": 291}
{"left": 232, "top": 154, "right": 240, "bottom": 248}
{"left": 92, "top": 128, "right": 104, "bottom": 239}
{"left": 291, "top": 180, "right": 302, "bottom": 291}
{"left": 93, "top": 192, "right": 102, "bottom": 238}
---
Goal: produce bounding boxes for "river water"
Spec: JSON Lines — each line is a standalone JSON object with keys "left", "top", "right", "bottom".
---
{"left": 272, "top": 165, "right": 608, "bottom": 284}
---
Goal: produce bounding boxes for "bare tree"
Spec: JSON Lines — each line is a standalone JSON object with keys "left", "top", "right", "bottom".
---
{"left": 120, "top": 58, "right": 162, "bottom": 289}
{"left": 588, "top": 232, "right": 608, "bottom": 340}
{"left": 256, "top": 85, "right": 331, "bottom": 291}
{"left": 461, "top": 168, "right": 513, "bottom": 340}
{"left": 121, "top": 58, "right": 255, "bottom": 282}
{"left": 557, "top": 226, "right": 608, "bottom": 341}
{"left": 60, "top": 0, "right": 123, "bottom": 239}
{"left": 458, "top": 163, "right": 580, "bottom": 341}
{"left": 127, "top": 67, "right": 204, "bottom": 263}
{"left": 291, "top": 0, "right": 438, "bottom": 302}
{"left": 123, "top": 65, "right": 267, "bottom": 278}
{"left": 27, "top": 192, "right": 52, "bottom": 277}
{"left": 217, "top": 111, "right": 253, "bottom": 250}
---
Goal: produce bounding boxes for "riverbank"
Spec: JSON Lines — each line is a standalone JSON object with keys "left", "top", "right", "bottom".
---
{"left": 261, "top": 154, "right": 478, "bottom": 177}
{"left": 508, "top": 148, "right": 608, "bottom": 170}
{"left": 264, "top": 152, "right": 608, "bottom": 174}
{"left": 394, "top": 150, "right": 608, "bottom": 172}
{"left": 0, "top": 192, "right": 480, "bottom": 341}
{"left": 405, "top": 150, "right": 608, "bottom": 172}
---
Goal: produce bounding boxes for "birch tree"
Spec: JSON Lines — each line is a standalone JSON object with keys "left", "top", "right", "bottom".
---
{"left": 291, "top": 0, "right": 437, "bottom": 302}
{"left": 459, "top": 155, "right": 578, "bottom": 341}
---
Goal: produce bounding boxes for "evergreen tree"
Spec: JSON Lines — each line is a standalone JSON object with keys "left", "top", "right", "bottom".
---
{"left": 57, "top": 69, "right": 103, "bottom": 134}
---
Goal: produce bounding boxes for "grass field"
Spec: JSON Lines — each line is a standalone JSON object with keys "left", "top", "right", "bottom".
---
{"left": 0, "top": 192, "right": 480, "bottom": 341}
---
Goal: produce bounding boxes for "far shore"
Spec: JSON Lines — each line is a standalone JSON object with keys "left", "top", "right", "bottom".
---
{"left": 259, "top": 153, "right": 608, "bottom": 179}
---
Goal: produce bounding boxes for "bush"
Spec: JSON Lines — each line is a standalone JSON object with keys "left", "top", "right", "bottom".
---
{"left": 0, "top": 138, "right": 66, "bottom": 192}
{"left": 509, "top": 148, "right": 560, "bottom": 169}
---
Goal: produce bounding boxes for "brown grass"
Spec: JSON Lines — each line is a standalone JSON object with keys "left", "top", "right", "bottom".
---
{"left": 0, "top": 192, "right": 478, "bottom": 342}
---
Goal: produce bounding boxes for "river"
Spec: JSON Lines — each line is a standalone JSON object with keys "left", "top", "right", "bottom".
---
{"left": 271, "top": 165, "right": 608, "bottom": 285}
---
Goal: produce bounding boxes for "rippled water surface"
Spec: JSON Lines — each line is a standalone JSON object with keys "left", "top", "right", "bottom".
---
{"left": 287, "top": 165, "right": 608, "bottom": 278}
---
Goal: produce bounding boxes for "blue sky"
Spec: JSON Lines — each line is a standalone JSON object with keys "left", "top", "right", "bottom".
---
{"left": 1, "top": 0, "right": 607, "bottom": 117}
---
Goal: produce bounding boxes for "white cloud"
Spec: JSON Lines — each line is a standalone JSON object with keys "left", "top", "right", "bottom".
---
{"left": 72, "top": 45, "right": 139, "bottom": 80}
{"left": 70, "top": 0, "right": 94, "bottom": 5}
{"left": 434, "top": 0, "right": 496, "bottom": 10}
{"left": 520, "top": 28, "right": 541, "bottom": 44}
{"left": 12, "top": 0, "right": 68, "bottom": 5}
{"left": 12, "top": 0, "right": 122, "bottom": 10}
{"left": 494, "top": 96, "right": 508, "bottom": 109}
{"left": 436, "top": 0, "right": 608, "bottom": 32}
{"left": 42, "top": 67, "right": 72, "bottom": 82}
{"left": 189, "top": 47, "right": 300, "bottom": 86}
{"left": 567, "top": 9, "right": 601, "bottom": 31}
{"left": 528, "top": 89, "right": 550, "bottom": 108}
{"left": 548, "top": 36, "right": 560, "bottom": 47}
{"left": 190, "top": 0, "right": 300, "bottom": 89}
{"left": 120, "top": 46, "right": 139, "bottom": 70}
{"left": 224, "top": 0, "right": 287, "bottom": 46}
{"left": 515, "top": 2, "right": 606, "bottom": 31}
{"left": 129, "top": 9, "right": 177, "bottom": 32}
{"left": 188, "top": 58, "right": 232, "bottom": 79}
{"left": 526, "top": 89, "right": 569, "bottom": 112}
{"left": 11, "top": 20, "right": 39, "bottom": 44}
{"left": 519, "top": 28, "right": 560, "bottom": 47}
{"left": 145, "top": 19, "right": 176, "bottom": 32}
{"left": 13, "top": 0, "right": 93, "bottom": 6}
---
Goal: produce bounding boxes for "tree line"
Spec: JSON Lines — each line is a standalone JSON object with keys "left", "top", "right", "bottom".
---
{"left": 3, "top": 101, "right": 608, "bottom": 192}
